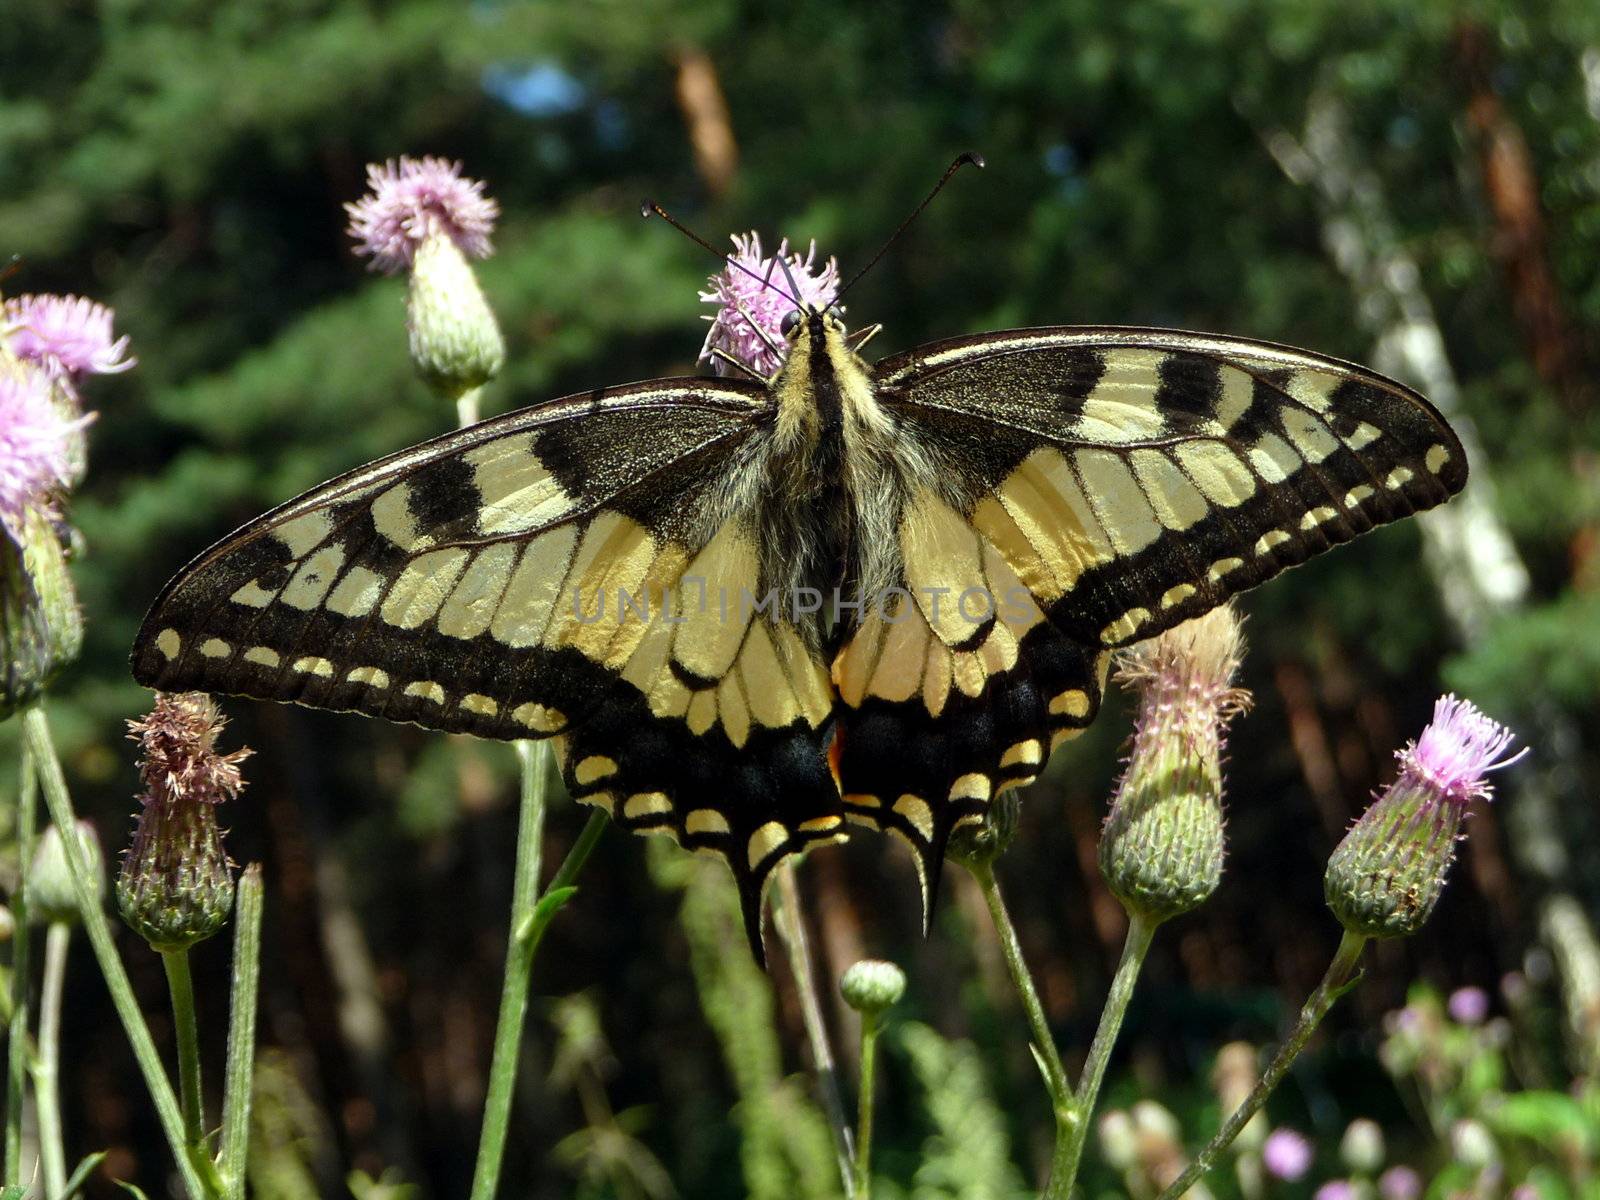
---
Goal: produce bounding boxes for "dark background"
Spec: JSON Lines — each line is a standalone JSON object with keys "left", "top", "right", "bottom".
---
{"left": 2, "top": 1, "right": 1597, "bottom": 1196}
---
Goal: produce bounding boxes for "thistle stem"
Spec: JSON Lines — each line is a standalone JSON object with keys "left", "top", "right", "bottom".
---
{"left": 161, "top": 950, "right": 206, "bottom": 1153}
{"left": 1051, "top": 914, "right": 1158, "bottom": 1199}
{"left": 21, "top": 704, "right": 219, "bottom": 1200}
{"left": 36, "top": 922, "right": 70, "bottom": 1199}
{"left": 5, "top": 743, "right": 37, "bottom": 1187}
{"left": 469, "top": 744, "right": 606, "bottom": 1200}
{"left": 1155, "top": 931, "right": 1369, "bottom": 1200}
{"left": 852, "top": 1012, "right": 881, "bottom": 1200}
{"left": 966, "top": 861, "right": 1071, "bottom": 1112}
{"left": 773, "top": 862, "right": 855, "bottom": 1199}
{"left": 218, "top": 866, "right": 264, "bottom": 1200}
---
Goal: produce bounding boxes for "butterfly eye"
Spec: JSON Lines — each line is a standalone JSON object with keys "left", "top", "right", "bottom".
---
{"left": 780, "top": 311, "right": 802, "bottom": 337}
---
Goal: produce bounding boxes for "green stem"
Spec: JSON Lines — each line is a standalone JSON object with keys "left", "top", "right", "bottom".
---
{"left": 967, "top": 861, "right": 1071, "bottom": 1110}
{"left": 852, "top": 1014, "right": 881, "bottom": 1200}
{"left": 20, "top": 705, "right": 218, "bottom": 1200}
{"left": 774, "top": 862, "right": 855, "bottom": 1199}
{"left": 6, "top": 741, "right": 37, "bottom": 1186}
{"left": 1050, "top": 913, "right": 1158, "bottom": 1200}
{"left": 36, "top": 922, "right": 70, "bottom": 1199}
{"left": 1156, "top": 931, "right": 1369, "bottom": 1200}
{"left": 161, "top": 950, "right": 206, "bottom": 1153}
{"left": 469, "top": 745, "right": 607, "bottom": 1200}
{"left": 219, "top": 866, "right": 263, "bottom": 1200}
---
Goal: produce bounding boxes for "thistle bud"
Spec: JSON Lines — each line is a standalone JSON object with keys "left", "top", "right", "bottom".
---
{"left": 1100, "top": 605, "right": 1249, "bottom": 923}
{"left": 406, "top": 231, "right": 505, "bottom": 398}
{"left": 946, "top": 789, "right": 1019, "bottom": 871}
{"left": 839, "top": 959, "right": 906, "bottom": 1016}
{"left": 0, "top": 504, "right": 83, "bottom": 716}
{"left": 1325, "top": 695, "right": 1522, "bottom": 939}
{"left": 117, "top": 692, "right": 250, "bottom": 952}
{"left": 344, "top": 157, "right": 503, "bottom": 403}
{"left": 28, "top": 819, "right": 103, "bottom": 925}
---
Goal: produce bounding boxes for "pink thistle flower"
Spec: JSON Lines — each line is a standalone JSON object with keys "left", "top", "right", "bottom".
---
{"left": 699, "top": 232, "right": 840, "bottom": 377}
{"left": 1378, "top": 1165, "right": 1423, "bottom": 1200}
{"left": 345, "top": 156, "right": 499, "bottom": 274}
{"left": 1448, "top": 985, "right": 1490, "bottom": 1025}
{"left": 1399, "top": 694, "right": 1525, "bottom": 805}
{"left": 1261, "top": 1127, "right": 1313, "bottom": 1180}
{"left": 4, "top": 294, "right": 135, "bottom": 381}
{"left": 0, "top": 371, "right": 82, "bottom": 530}
{"left": 1326, "top": 695, "right": 1523, "bottom": 939}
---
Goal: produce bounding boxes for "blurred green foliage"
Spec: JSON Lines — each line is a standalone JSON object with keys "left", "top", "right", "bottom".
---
{"left": 1, "top": 0, "right": 1598, "bottom": 1195}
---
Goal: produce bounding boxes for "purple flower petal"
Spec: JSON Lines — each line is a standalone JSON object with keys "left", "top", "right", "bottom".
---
{"left": 345, "top": 156, "right": 499, "bottom": 274}
{"left": 4, "top": 294, "right": 135, "bottom": 381}
{"left": 1400, "top": 694, "right": 1525, "bottom": 805}
{"left": 0, "top": 371, "right": 82, "bottom": 529}
{"left": 699, "top": 232, "right": 840, "bottom": 377}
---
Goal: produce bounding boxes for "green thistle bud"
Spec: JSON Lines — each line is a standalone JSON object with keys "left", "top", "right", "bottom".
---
{"left": 1100, "top": 605, "right": 1249, "bottom": 924}
{"left": 0, "top": 505, "right": 83, "bottom": 719}
{"left": 116, "top": 692, "right": 250, "bottom": 952}
{"left": 1340, "top": 1118, "right": 1385, "bottom": 1173}
{"left": 839, "top": 959, "right": 906, "bottom": 1015}
{"left": 947, "top": 789, "right": 1019, "bottom": 871}
{"left": 29, "top": 819, "right": 103, "bottom": 925}
{"left": 1325, "top": 695, "right": 1521, "bottom": 939}
{"left": 407, "top": 232, "right": 505, "bottom": 401}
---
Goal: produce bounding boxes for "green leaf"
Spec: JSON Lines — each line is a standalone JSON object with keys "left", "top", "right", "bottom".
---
{"left": 1485, "top": 1091, "right": 1595, "bottom": 1153}
{"left": 59, "top": 1150, "right": 109, "bottom": 1198}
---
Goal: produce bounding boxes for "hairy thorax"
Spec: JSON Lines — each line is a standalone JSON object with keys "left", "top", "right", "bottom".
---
{"left": 744, "top": 310, "right": 918, "bottom": 648}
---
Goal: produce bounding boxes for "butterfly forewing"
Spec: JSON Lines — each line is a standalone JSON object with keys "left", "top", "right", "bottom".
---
{"left": 132, "top": 378, "right": 847, "bottom": 957}
{"left": 875, "top": 327, "right": 1465, "bottom": 647}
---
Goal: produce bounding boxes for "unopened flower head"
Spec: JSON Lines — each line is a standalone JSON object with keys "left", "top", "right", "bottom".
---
{"left": 406, "top": 231, "right": 505, "bottom": 399}
{"left": 28, "top": 819, "right": 104, "bottom": 926}
{"left": 117, "top": 692, "right": 250, "bottom": 951}
{"left": 3, "top": 294, "right": 135, "bottom": 382}
{"left": 1099, "top": 604, "right": 1249, "bottom": 922}
{"left": 0, "top": 369, "right": 80, "bottom": 532}
{"left": 839, "top": 959, "right": 906, "bottom": 1015}
{"left": 699, "top": 232, "right": 840, "bottom": 378}
{"left": 1325, "top": 695, "right": 1522, "bottom": 940}
{"left": 346, "top": 156, "right": 499, "bottom": 274}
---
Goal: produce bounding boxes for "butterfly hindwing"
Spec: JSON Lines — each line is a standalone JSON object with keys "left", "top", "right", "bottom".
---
{"left": 132, "top": 379, "right": 844, "bottom": 957}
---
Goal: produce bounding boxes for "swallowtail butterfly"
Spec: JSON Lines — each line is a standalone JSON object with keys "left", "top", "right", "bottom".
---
{"left": 133, "top": 251, "right": 1466, "bottom": 960}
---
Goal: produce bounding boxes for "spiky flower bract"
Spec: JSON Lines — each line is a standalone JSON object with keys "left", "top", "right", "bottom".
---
{"left": 699, "top": 232, "right": 840, "bottom": 377}
{"left": 3, "top": 294, "right": 135, "bottom": 382}
{"left": 1099, "top": 604, "right": 1249, "bottom": 923}
{"left": 117, "top": 692, "right": 250, "bottom": 951}
{"left": 1325, "top": 695, "right": 1522, "bottom": 939}
{"left": 407, "top": 230, "right": 505, "bottom": 399}
{"left": 345, "top": 156, "right": 498, "bottom": 274}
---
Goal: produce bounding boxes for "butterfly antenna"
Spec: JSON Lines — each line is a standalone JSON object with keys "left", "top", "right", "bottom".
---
{"left": 831, "top": 150, "right": 985, "bottom": 307}
{"left": 641, "top": 200, "right": 800, "bottom": 306}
